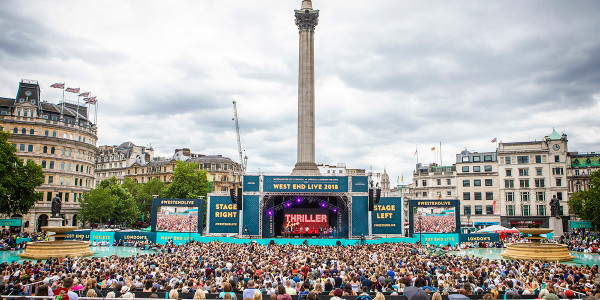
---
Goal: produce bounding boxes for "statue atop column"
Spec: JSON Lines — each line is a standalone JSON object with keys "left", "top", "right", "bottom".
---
{"left": 51, "top": 196, "right": 62, "bottom": 218}
{"left": 550, "top": 195, "right": 560, "bottom": 218}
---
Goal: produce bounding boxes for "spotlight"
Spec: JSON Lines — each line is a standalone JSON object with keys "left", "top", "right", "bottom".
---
{"left": 267, "top": 210, "right": 273, "bottom": 216}
{"left": 333, "top": 208, "right": 337, "bottom": 213}
{"left": 321, "top": 203, "right": 326, "bottom": 208}
{"left": 296, "top": 197, "right": 301, "bottom": 203}
{"left": 286, "top": 203, "right": 291, "bottom": 208}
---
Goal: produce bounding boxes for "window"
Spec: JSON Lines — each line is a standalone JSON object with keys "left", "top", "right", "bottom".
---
{"left": 422, "top": 192, "right": 427, "bottom": 197}
{"left": 61, "top": 162, "right": 65, "bottom": 170}
{"left": 462, "top": 166, "right": 469, "bottom": 172}
{"left": 507, "top": 205, "right": 515, "bottom": 216}
{"left": 556, "top": 178, "right": 562, "bottom": 186}
{"left": 552, "top": 167, "right": 564, "bottom": 175}
{"left": 505, "top": 157, "right": 512, "bottom": 164}
{"left": 46, "top": 192, "right": 52, "bottom": 201}
{"left": 486, "top": 205, "right": 494, "bottom": 214}
{"left": 474, "top": 192, "right": 482, "bottom": 200}
{"left": 13, "top": 127, "right": 18, "bottom": 133}
{"left": 422, "top": 180, "right": 427, "bottom": 186}
{"left": 50, "top": 147, "right": 55, "bottom": 154}
{"left": 484, "top": 155, "right": 492, "bottom": 162}
{"left": 517, "top": 156, "right": 529, "bottom": 164}
{"left": 505, "top": 179, "right": 514, "bottom": 188}
{"left": 522, "top": 205, "right": 530, "bottom": 216}
{"left": 506, "top": 169, "right": 512, "bottom": 176}
{"left": 464, "top": 206, "right": 471, "bottom": 215}
{"left": 534, "top": 178, "right": 544, "bottom": 188}
{"left": 52, "top": 131, "right": 56, "bottom": 137}
{"left": 521, "top": 192, "right": 530, "bottom": 202}
{"left": 60, "top": 177, "right": 64, "bottom": 185}
{"left": 537, "top": 205, "right": 546, "bottom": 216}
{"left": 27, "top": 145, "right": 33, "bottom": 152}
{"left": 41, "top": 160, "right": 47, "bottom": 168}
{"left": 49, "top": 161, "right": 54, "bottom": 169}
{"left": 447, "top": 191, "right": 452, "bottom": 196}
{"left": 44, "top": 130, "right": 49, "bottom": 136}
{"left": 474, "top": 180, "right": 481, "bottom": 186}
{"left": 437, "top": 179, "right": 441, "bottom": 185}
{"left": 48, "top": 176, "right": 53, "bottom": 184}
{"left": 446, "top": 179, "right": 451, "bottom": 185}
{"left": 536, "top": 191, "right": 545, "bottom": 202}
{"left": 473, "top": 166, "right": 481, "bottom": 172}
{"left": 463, "top": 192, "right": 471, "bottom": 200}
{"left": 484, "top": 165, "right": 492, "bottom": 172}
{"left": 486, "top": 192, "right": 493, "bottom": 200}
{"left": 463, "top": 180, "right": 470, "bottom": 187}
{"left": 21, "top": 128, "right": 26, "bottom": 134}
{"left": 506, "top": 192, "right": 514, "bottom": 202}
{"left": 575, "top": 170, "right": 580, "bottom": 176}
{"left": 559, "top": 206, "right": 564, "bottom": 216}
{"left": 535, "top": 155, "right": 542, "bottom": 163}
{"left": 519, "top": 168, "right": 529, "bottom": 176}
{"left": 67, "top": 163, "right": 71, "bottom": 171}
{"left": 65, "top": 193, "right": 69, "bottom": 202}
{"left": 519, "top": 179, "right": 529, "bottom": 188}
{"left": 555, "top": 155, "right": 560, "bottom": 162}
{"left": 19, "top": 144, "right": 25, "bottom": 151}
{"left": 557, "top": 192, "right": 563, "bottom": 200}
{"left": 536, "top": 168, "right": 542, "bottom": 176}
{"left": 485, "top": 179, "right": 493, "bottom": 186}
{"left": 473, "top": 156, "right": 481, "bottom": 162}
{"left": 475, "top": 205, "right": 483, "bottom": 215}
{"left": 462, "top": 156, "right": 469, "bottom": 162}
{"left": 42, "top": 146, "right": 47, "bottom": 153}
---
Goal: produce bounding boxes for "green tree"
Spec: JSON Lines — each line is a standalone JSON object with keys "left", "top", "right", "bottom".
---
{"left": 138, "top": 178, "right": 165, "bottom": 219}
{"left": 0, "top": 131, "right": 44, "bottom": 216}
{"left": 79, "top": 177, "right": 140, "bottom": 226}
{"left": 163, "top": 161, "right": 208, "bottom": 199}
{"left": 569, "top": 170, "right": 600, "bottom": 229}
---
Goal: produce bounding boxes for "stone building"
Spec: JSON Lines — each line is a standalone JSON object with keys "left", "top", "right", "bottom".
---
{"left": 567, "top": 152, "right": 600, "bottom": 198}
{"left": 455, "top": 150, "right": 499, "bottom": 228}
{"left": 0, "top": 79, "right": 98, "bottom": 232}
{"left": 411, "top": 163, "right": 457, "bottom": 200}
{"left": 95, "top": 141, "right": 153, "bottom": 184}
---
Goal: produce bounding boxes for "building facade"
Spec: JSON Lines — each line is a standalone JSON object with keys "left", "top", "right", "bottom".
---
{"left": 0, "top": 80, "right": 98, "bottom": 232}
{"left": 124, "top": 148, "right": 242, "bottom": 193}
{"left": 456, "top": 150, "right": 499, "bottom": 228}
{"left": 497, "top": 130, "right": 569, "bottom": 228}
{"left": 95, "top": 142, "right": 153, "bottom": 184}
{"left": 567, "top": 152, "right": 600, "bottom": 199}
{"left": 411, "top": 163, "right": 457, "bottom": 200}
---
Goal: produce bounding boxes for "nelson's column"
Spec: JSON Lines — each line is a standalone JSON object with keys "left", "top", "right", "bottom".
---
{"left": 292, "top": 0, "right": 321, "bottom": 175}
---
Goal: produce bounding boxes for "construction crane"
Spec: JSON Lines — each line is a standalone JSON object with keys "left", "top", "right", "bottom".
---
{"left": 232, "top": 100, "right": 248, "bottom": 174}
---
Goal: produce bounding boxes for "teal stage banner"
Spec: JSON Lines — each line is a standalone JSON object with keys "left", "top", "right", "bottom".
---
{"left": 243, "top": 176, "right": 260, "bottom": 192}
{"left": 114, "top": 231, "right": 156, "bottom": 243}
{"left": 419, "top": 233, "right": 459, "bottom": 246}
{"left": 263, "top": 176, "right": 348, "bottom": 193}
{"left": 0, "top": 219, "right": 21, "bottom": 226}
{"left": 351, "top": 176, "right": 368, "bottom": 193}
{"left": 208, "top": 196, "right": 239, "bottom": 234}
{"left": 65, "top": 230, "right": 91, "bottom": 240}
{"left": 571, "top": 221, "right": 593, "bottom": 229}
{"left": 90, "top": 231, "right": 115, "bottom": 244}
{"left": 372, "top": 197, "right": 402, "bottom": 235}
{"left": 459, "top": 233, "right": 500, "bottom": 243}
{"left": 156, "top": 232, "right": 201, "bottom": 245}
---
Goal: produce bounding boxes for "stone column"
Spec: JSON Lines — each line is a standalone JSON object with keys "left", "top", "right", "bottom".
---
{"left": 292, "top": 0, "right": 321, "bottom": 175}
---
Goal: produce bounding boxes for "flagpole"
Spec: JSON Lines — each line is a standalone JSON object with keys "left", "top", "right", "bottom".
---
{"left": 94, "top": 101, "right": 98, "bottom": 124}
{"left": 60, "top": 83, "right": 65, "bottom": 116}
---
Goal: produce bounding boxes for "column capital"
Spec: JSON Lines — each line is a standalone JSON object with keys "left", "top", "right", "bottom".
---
{"left": 295, "top": 9, "right": 319, "bottom": 32}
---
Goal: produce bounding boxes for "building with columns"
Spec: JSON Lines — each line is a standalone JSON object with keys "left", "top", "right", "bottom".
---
{"left": 0, "top": 79, "right": 98, "bottom": 232}
{"left": 411, "top": 163, "right": 457, "bottom": 201}
{"left": 95, "top": 141, "right": 153, "bottom": 185}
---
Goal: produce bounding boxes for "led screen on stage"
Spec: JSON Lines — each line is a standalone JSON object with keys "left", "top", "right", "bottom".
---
{"left": 413, "top": 207, "right": 456, "bottom": 233}
{"left": 156, "top": 206, "right": 198, "bottom": 232}
{"left": 284, "top": 208, "right": 328, "bottom": 234}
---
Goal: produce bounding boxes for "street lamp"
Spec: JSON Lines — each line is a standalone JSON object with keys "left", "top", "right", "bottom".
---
{"left": 418, "top": 214, "right": 423, "bottom": 245}
{"left": 188, "top": 212, "right": 193, "bottom": 243}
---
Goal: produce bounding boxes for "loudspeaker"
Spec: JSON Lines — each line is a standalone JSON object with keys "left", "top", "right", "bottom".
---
{"left": 230, "top": 189, "right": 236, "bottom": 203}
{"left": 375, "top": 188, "right": 381, "bottom": 204}
{"left": 368, "top": 189, "right": 374, "bottom": 211}
{"left": 237, "top": 187, "right": 243, "bottom": 210}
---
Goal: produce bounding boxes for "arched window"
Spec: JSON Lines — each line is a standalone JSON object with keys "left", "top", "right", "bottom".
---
{"left": 29, "top": 129, "right": 34, "bottom": 134}
{"left": 21, "top": 128, "right": 26, "bottom": 134}
{"left": 27, "top": 145, "right": 33, "bottom": 152}
{"left": 13, "top": 127, "right": 18, "bottom": 133}
{"left": 43, "top": 146, "right": 48, "bottom": 153}
{"left": 49, "top": 161, "right": 54, "bottom": 169}
{"left": 41, "top": 160, "right": 47, "bottom": 168}
{"left": 44, "top": 130, "right": 49, "bottom": 136}
{"left": 50, "top": 147, "right": 55, "bottom": 154}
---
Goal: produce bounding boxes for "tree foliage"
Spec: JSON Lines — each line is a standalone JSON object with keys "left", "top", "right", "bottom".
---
{"left": 569, "top": 170, "right": 600, "bottom": 229}
{"left": 123, "top": 177, "right": 165, "bottom": 219}
{"left": 163, "top": 161, "right": 208, "bottom": 199}
{"left": 79, "top": 177, "right": 140, "bottom": 225}
{"left": 0, "top": 131, "right": 44, "bottom": 216}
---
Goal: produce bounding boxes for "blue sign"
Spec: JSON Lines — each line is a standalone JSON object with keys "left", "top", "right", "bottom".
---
{"left": 372, "top": 197, "right": 402, "bottom": 235}
{"left": 263, "top": 176, "right": 348, "bottom": 193}
{"left": 208, "top": 196, "right": 239, "bottom": 234}
{"left": 243, "top": 176, "right": 260, "bottom": 192}
{"left": 156, "top": 232, "right": 202, "bottom": 245}
{"left": 65, "top": 230, "right": 91, "bottom": 240}
{"left": 351, "top": 176, "right": 368, "bottom": 193}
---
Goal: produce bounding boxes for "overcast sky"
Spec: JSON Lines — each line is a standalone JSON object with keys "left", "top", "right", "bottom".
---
{"left": 1, "top": 0, "right": 599, "bottom": 184}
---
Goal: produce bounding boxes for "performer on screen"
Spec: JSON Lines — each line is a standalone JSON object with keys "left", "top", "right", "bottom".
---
{"left": 305, "top": 225, "right": 309, "bottom": 237}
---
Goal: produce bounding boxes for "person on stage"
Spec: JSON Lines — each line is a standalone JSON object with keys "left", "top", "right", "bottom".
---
{"left": 305, "top": 225, "right": 309, "bottom": 237}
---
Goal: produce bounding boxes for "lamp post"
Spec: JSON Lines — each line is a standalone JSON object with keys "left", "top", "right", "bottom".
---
{"left": 418, "top": 214, "right": 423, "bottom": 245}
{"left": 188, "top": 212, "right": 193, "bottom": 243}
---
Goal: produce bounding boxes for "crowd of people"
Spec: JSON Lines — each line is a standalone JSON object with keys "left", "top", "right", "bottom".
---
{"left": 561, "top": 230, "right": 600, "bottom": 253}
{"left": 1, "top": 240, "right": 599, "bottom": 299}
{"left": 414, "top": 215, "right": 456, "bottom": 233}
{"left": 156, "top": 214, "right": 199, "bottom": 233}
{"left": 0, "top": 230, "right": 45, "bottom": 251}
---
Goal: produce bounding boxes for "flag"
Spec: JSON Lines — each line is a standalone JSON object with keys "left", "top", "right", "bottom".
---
{"left": 50, "top": 83, "right": 65, "bottom": 89}
{"left": 79, "top": 92, "right": 90, "bottom": 97}
{"left": 65, "top": 87, "right": 80, "bottom": 93}
{"left": 438, "top": 194, "right": 442, "bottom": 200}
{"left": 414, "top": 149, "right": 418, "bottom": 156}
{"left": 431, "top": 147, "right": 435, "bottom": 151}
{"left": 401, "top": 175, "right": 404, "bottom": 182}
{"left": 84, "top": 97, "right": 97, "bottom": 104}
{"left": 491, "top": 137, "right": 497, "bottom": 143}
